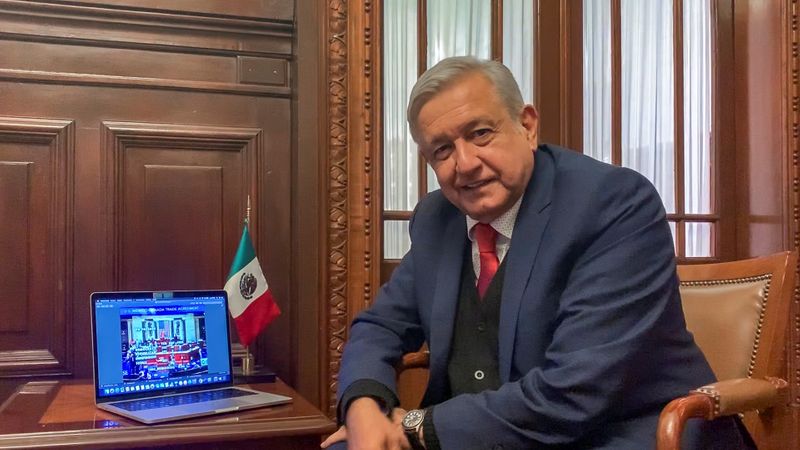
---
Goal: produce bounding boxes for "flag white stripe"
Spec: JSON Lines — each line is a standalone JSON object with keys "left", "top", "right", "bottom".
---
{"left": 224, "top": 257, "right": 268, "bottom": 318}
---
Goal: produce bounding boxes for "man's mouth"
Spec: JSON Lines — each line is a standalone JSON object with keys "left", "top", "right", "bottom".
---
{"left": 462, "top": 179, "right": 491, "bottom": 190}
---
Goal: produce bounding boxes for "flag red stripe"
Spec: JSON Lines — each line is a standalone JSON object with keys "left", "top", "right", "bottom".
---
{"left": 233, "top": 290, "right": 281, "bottom": 347}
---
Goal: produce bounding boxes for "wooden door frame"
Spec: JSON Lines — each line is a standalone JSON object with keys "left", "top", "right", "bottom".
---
{"left": 320, "top": 0, "right": 383, "bottom": 416}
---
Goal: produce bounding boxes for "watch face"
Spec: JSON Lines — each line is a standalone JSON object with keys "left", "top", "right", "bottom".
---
{"left": 402, "top": 409, "right": 425, "bottom": 429}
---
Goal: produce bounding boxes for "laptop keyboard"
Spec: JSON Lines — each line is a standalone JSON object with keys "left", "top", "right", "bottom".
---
{"left": 110, "top": 388, "right": 256, "bottom": 412}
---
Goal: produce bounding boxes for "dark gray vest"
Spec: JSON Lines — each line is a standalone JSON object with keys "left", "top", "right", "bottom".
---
{"left": 447, "top": 245, "right": 507, "bottom": 396}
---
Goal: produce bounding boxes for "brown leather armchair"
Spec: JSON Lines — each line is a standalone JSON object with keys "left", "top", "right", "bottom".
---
{"left": 657, "top": 251, "right": 797, "bottom": 449}
{"left": 397, "top": 252, "right": 798, "bottom": 448}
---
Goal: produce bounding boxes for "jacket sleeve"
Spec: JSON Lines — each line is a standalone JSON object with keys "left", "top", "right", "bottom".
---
{"left": 429, "top": 170, "right": 690, "bottom": 448}
{"left": 336, "top": 208, "right": 429, "bottom": 417}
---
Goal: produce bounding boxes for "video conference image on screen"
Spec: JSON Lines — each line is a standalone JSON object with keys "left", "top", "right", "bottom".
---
{"left": 120, "top": 311, "right": 208, "bottom": 382}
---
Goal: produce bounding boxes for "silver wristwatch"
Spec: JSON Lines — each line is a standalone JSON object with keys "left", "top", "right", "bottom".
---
{"left": 401, "top": 409, "right": 426, "bottom": 450}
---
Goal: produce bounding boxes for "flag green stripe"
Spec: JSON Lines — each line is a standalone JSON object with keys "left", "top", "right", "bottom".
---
{"left": 227, "top": 224, "right": 256, "bottom": 280}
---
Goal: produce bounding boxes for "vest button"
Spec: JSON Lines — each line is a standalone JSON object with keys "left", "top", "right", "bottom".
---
{"left": 477, "top": 322, "right": 486, "bottom": 332}
{"left": 474, "top": 370, "right": 485, "bottom": 380}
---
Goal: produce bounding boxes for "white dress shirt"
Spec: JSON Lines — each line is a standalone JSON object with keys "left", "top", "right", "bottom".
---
{"left": 465, "top": 195, "right": 524, "bottom": 281}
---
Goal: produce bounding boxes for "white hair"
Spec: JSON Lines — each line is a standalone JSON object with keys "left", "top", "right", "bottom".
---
{"left": 406, "top": 56, "right": 525, "bottom": 142}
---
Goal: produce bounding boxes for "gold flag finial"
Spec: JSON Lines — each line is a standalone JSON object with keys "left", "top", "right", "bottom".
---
{"left": 246, "top": 195, "right": 251, "bottom": 224}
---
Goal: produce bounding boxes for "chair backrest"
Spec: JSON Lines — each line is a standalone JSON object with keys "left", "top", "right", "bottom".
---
{"left": 678, "top": 251, "right": 796, "bottom": 383}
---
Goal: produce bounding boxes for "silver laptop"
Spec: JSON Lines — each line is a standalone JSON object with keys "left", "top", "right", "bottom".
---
{"left": 91, "top": 290, "right": 291, "bottom": 424}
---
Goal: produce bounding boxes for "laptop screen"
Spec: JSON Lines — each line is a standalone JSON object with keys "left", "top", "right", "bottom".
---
{"left": 91, "top": 291, "right": 233, "bottom": 400}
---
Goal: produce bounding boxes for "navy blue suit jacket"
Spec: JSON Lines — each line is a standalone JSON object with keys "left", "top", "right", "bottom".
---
{"left": 337, "top": 145, "right": 749, "bottom": 449}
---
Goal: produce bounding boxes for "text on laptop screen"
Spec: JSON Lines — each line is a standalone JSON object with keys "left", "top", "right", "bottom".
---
{"left": 93, "top": 292, "right": 231, "bottom": 398}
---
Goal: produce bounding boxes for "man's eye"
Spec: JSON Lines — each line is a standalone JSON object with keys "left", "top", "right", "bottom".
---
{"left": 472, "top": 128, "right": 493, "bottom": 141}
{"left": 433, "top": 145, "right": 452, "bottom": 160}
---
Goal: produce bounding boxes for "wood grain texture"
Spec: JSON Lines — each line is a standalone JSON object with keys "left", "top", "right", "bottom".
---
{"left": 0, "top": 117, "right": 74, "bottom": 377}
{"left": 0, "top": 378, "right": 335, "bottom": 449}
{"left": 0, "top": 1, "right": 296, "bottom": 389}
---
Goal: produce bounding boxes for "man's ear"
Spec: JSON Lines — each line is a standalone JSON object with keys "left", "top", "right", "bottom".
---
{"left": 519, "top": 105, "right": 539, "bottom": 149}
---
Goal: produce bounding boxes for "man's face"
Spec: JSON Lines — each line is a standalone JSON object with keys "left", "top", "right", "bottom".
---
{"left": 415, "top": 73, "right": 539, "bottom": 223}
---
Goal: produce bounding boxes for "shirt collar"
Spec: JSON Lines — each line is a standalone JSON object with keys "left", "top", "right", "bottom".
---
{"left": 466, "top": 194, "right": 524, "bottom": 242}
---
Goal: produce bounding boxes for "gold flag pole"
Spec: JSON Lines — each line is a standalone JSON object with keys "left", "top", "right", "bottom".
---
{"left": 242, "top": 194, "right": 254, "bottom": 375}
{"left": 246, "top": 195, "right": 251, "bottom": 224}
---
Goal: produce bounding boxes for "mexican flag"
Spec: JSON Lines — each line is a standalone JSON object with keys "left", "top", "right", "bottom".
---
{"left": 224, "top": 222, "right": 280, "bottom": 347}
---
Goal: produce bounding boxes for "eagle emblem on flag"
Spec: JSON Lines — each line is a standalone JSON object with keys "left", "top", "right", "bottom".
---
{"left": 239, "top": 272, "right": 258, "bottom": 300}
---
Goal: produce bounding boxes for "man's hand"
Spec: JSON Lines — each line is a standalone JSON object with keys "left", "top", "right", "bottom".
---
{"left": 320, "top": 425, "right": 347, "bottom": 448}
{"left": 320, "top": 398, "right": 410, "bottom": 450}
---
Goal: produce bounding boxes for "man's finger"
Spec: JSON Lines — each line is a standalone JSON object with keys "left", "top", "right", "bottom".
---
{"left": 320, "top": 425, "right": 347, "bottom": 448}
{"left": 390, "top": 407, "right": 407, "bottom": 423}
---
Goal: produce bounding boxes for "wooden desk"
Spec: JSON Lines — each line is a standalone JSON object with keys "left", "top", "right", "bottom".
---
{"left": 0, "top": 379, "right": 336, "bottom": 449}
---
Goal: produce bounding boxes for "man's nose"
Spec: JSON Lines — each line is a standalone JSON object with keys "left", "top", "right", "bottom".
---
{"left": 453, "top": 140, "right": 481, "bottom": 174}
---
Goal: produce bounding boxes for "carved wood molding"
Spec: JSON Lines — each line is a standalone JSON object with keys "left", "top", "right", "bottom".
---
{"left": 324, "top": 0, "right": 350, "bottom": 417}
{"left": 0, "top": 69, "right": 291, "bottom": 97}
{"left": 0, "top": 0, "right": 293, "bottom": 55}
{"left": 788, "top": 0, "right": 800, "bottom": 410}
{"left": 323, "top": 0, "right": 382, "bottom": 416}
{"left": 101, "top": 121, "right": 262, "bottom": 289}
{"left": 0, "top": 0, "right": 293, "bottom": 95}
{"left": 0, "top": 350, "right": 67, "bottom": 374}
{"left": 0, "top": 116, "right": 74, "bottom": 377}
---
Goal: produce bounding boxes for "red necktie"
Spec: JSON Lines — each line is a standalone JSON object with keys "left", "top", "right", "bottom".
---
{"left": 474, "top": 223, "right": 499, "bottom": 298}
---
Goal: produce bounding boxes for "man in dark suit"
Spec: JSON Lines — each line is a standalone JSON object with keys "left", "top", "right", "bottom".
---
{"left": 322, "top": 56, "right": 751, "bottom": 449}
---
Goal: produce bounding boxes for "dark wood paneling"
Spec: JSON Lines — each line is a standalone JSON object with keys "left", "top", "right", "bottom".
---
{"left": 733, "top": 0, "right": 789, "bottom": 258}
{"left": 70, "top": 0, "right": 294, "bottom": 22}
{"left": 0, "top": 41, "right": 237, "bottom": 83}
{"left": 0, "top": 0, "right": 292, "bottom": 96}
{"left": 238, "top": 56, "right": 288, "bottom": 86}
{"left": 0, "top": 1, "right": 297, "bottom": 393}
{"left": 293, "top": 0, "right": 324, "bottom": 407}
{"left": 731, "top": 0, "right": 798, "bottom": 447}
{"left": 0, "top": 117, "right": 74, "bottom": 377}
{"left": 0, "top": 162, "right": 31, "bottom": 332}
{"left": 103, "top": 122, "right": 258, "bottom": 290}
{"left": 0, "top": 0, "right": 292, "bottom": 54}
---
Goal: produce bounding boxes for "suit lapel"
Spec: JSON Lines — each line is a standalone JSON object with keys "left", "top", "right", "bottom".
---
{"left": 498, "top": 147, "right": 555, "bottom": 382}
{"left": 427, "top": 213, "right": 467, "bottom": 399}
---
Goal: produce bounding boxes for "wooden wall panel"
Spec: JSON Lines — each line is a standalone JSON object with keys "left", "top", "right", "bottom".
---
{"left": 730, "top": 0, "right": 798, "bottom": 447}
{"left": 0, "top": 1, "right": 292, "bottom": 96}
{"left": 0, "top": 117, "right": 74, "bottom": 377}
{"left": 72, "top": 0, "right": 294, "bottom": 22}
{"left": 294, "top": 0, "right": 325, "bottom": 407}
{"left": 733, "top": 0, "right": 790, "bottom": 257}
{"left": 134, "top": 165, "right": 224, "bottom": 288}
{"left": 0, "top": 1, "right": 297, "bottom": 390}
{"left": 0, "top": 162, "right": 31, "bottom": 332}
{"left": 102, "top": 122, "right": 259, "bottom": 291}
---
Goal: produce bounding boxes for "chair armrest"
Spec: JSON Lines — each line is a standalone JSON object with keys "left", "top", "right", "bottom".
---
{"left": 656, "top": 377, "right": 788, "bottom": 450}
{"left": 691, "top": 376, "right": 788, "bottom": 417}
{"left": 397, "top": 350, "right": 430, "bottom": 373}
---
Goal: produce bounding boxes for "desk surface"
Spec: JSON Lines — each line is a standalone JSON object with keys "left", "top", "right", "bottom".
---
{"left": 0, "top": 379, "right": 336, "bottom": 449}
